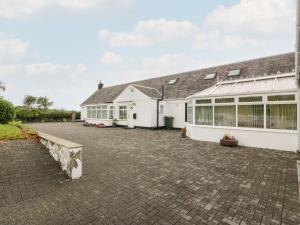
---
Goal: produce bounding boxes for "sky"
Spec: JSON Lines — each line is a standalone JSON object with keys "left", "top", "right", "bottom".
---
{"left": 0, "top": 0, "right": 297, "bottom": 110}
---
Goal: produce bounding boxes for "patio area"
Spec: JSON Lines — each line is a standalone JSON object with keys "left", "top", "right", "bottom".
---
{"left": 0, "top": 122, "right": 299, "bottom": 225}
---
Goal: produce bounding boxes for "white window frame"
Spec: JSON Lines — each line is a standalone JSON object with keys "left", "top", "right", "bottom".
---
{"left": 119, "top": 105, "right": 128, "bottom": 120}
{"left": 86, "top": 104, "right": 114, "bottom": 120}
{"left": 187, "top": 92, "right": 297, "bottom": 133}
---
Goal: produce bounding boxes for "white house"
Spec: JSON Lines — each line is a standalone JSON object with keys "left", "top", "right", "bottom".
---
{"left": 81, "top": 52, "right": 299, "bottom": 152}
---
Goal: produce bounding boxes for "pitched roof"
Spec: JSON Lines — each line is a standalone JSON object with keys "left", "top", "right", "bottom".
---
{"left": 131, "top": 84, "right": 162, "bottom": 99}
{"left": 81, "top": 52, "right": 295, "bottom": 106}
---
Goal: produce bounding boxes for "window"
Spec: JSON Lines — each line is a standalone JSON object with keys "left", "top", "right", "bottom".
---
{"left": 214, "top": 106, "right": 236, "bottom": 127}
{"left": 109, "top": 106, "right": 114, "bottom": 119}
{"left": 238, "top": 105, "right": 264, "bottom": 128}
{"left": 119, "top": 106, "right": 127, "bottom": 120}
{"left": 239, "top": 96, "right": 263, "bottom": 102}
{"left": 168, "top": 78, "right": 178, "bottom": 85}
{"left": 205, "top": 73, "right": 216, "bottom": 80}
{"left": 87, "top": 107, "right": 92, "bottom": 119}
{"left": 91, "top": 107, "right": 97, "bottom": 119}
{"left": 228, "top": 69, "right": 241, "bottom": 77}
{"left": 96, "top": 105, "right": 108, "bottom": 119}
{"left": 268, "top": 95, "right": 295, "bottom": 102}
{"left": 160, "top": 105, "right": 164, "bottom": 114}
{"left": 215, "top": 98, "right": 235, "bottom": 104}
{"left": 187, "top": 102, "right": 193, "bottom": 124}
{"left": 195, "top": 106, "right": 213, "bottom": 125}
{"left": 196, "top": 99, "right": 212, "bottom": 104}
{"left": 266, "top": 104, "right": 297, "bottom": 130}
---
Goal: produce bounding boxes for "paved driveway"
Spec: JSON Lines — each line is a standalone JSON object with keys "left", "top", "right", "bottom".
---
{"left": 1, "top": 123, "right": 300, "bottom": 225}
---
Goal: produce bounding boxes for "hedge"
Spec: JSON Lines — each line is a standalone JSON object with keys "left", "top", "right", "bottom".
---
{"left": 15, "top": 107, "right": 81, "bottom": 123}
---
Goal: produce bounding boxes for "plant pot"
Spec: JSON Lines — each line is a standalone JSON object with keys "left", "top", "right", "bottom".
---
{"left": 181, "top": 133, "right": 186, "bottom": 138}
{"left": 220, "top": 139, "right": 238, "bottom": 147}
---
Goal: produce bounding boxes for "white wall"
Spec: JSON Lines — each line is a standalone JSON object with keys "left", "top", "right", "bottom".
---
{"left": 85, "top": 119, "right": 113, "bottom": 126}
{"left": 81, "top": 106, "right": 87, "bottom": 120}
{"left": 161, "top": 100, "right": 186, "bottom": 128}
{"left": 114, "top": 86, "right": 158, "bottom": 128}
{"left": 186, "top": 124, "right": 298, "bottom": 152}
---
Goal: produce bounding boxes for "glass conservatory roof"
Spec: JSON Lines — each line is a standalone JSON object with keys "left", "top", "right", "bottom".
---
{"left": 188, "top": 73, "right": 297, "bottom": 99}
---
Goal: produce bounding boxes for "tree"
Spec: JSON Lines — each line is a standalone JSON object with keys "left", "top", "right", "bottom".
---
{"left": 37, "top": 96, "right": 53, "bottom": 110}
{"left": 0, "top": 98, "right": 15, "bottom": 124}
{"left": 23, "top": 95, "right": 37, "bottom": 108}
{"left": 0, "top": 81, "right": 5, "bottom": 92}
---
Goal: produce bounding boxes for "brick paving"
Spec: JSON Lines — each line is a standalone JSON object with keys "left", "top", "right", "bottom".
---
{"left": 0, "top": 123, "right": 299, "bottom": 225}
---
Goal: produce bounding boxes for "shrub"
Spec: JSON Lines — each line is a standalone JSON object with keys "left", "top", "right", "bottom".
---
{"left": 15, "top": 106, "right": 78, "bottom": 123}
{"left": 8, "top": 120, "right": 23, "bottom": 128}
{"left": 0, "top": 98, "right": 15, "bottom": 124}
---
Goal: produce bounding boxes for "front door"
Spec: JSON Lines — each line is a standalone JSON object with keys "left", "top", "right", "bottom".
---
{"left": 127, "top": 103, "right": 135, "bottom": 128}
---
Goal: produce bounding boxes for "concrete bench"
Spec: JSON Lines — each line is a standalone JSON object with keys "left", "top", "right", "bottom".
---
{"left": 38, "top": 132, "right": 82, "bottom": 180}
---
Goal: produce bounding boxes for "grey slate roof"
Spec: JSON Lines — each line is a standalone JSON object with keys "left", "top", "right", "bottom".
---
{"left": 131, "top": 84, "right": 162, "bottom": 99}
{"left": 81, "top": 52, "right": 295, "bottom": 106}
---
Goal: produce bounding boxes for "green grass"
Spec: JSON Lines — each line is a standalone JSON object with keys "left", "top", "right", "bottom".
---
{"left": 0, "top": 124, "right": 22, "bottom": 141}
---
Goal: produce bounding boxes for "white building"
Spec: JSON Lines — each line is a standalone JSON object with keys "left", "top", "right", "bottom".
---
{"left": 81, "top": 52, "right": 298, "bottom": 152}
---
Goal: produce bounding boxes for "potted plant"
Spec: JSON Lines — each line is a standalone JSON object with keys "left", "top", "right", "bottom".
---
{"left": 220, "top": 134, "right": 238, "bottom": 147}
{"left": 181, "top": 127, "right": 187, "bottom": 138}
{"left": 112, "top": 118, "right": 117, "bottom": 127}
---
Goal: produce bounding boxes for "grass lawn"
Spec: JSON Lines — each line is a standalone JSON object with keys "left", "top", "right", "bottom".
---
{"left": 0, "top": 124, "right": 22, "bottom": 141}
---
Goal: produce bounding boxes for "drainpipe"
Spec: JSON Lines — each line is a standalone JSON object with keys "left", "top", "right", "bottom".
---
{"left": 297, "top": 0, "right": 300, "bottom": 152}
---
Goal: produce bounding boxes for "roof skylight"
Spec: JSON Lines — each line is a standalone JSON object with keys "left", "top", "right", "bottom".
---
{"left": 228, "top": 69, "right": 241, "bottom": 77}
{"left": 168, "top": 78, "right": 178, "bottom": 85}
{"left": 205, "top": 73, "right": 216, "bottom": 80}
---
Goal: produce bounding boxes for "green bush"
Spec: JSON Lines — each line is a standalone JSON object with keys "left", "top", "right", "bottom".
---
{"left": 0, "top": 98, "right": 15, "bottom": 124}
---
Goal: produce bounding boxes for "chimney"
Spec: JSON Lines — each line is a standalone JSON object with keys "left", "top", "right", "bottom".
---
{"left": 98, "top": 81, "right": 104, "bottom": 90}
{"left": 296, "top": 0, "right": 300, "bottom": 85}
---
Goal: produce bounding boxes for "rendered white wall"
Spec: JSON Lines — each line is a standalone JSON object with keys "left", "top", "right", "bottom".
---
{"left": 81, "top": 106, "right": 87, "bottom": 121}
{"left": 186, "top": 124, "right": 298, "bottom": 152}
{"left": 85, "top": 119, "right": 113, "bottom": 126}
{"left": 114, "top": 86, "right": 158, "bottom": 128}
{"left": 162, "top": 100, "right": 186, "bottom": 128}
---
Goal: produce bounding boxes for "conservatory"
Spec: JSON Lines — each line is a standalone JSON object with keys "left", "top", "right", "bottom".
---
{"left": 185, "top": 73, "right": 298, "bottom": 152}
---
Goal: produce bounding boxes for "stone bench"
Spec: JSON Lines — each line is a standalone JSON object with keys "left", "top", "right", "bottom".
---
{"left": 38, "top": 132, "right": 82, "bottom": 180}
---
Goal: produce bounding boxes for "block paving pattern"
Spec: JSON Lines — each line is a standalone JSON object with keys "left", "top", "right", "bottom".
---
{"left": 0, "top": 122, "right": 299, "bottom": 225}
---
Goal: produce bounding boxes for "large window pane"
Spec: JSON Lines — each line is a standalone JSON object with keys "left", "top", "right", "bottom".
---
{"left": 268, "top": 95, "right": 295, "bottom": 102}
{"left": 238, "top": 105, "right": 264, "bottom": 128}
{"left": 195, "top": 106, "right": 213, "bottom": 125}
{"left": 91, "top": 107, "right": 97, "bottom": 119}
{"left": 266, "top": 104, "right": 297, "bottom": 130}
{"left": 97, "top": 106, "right": 102, "bottom": 119}
{"left": 119, "top": 106, "right": 127, "bottom": 120}
{"left": 109, "top": 106, "right": 114, "bottom": 119}
{"left": 87, "top": 107, "right": 92, "bottom": 119}
{"left": 214, "top": 106, "right": 236, "bottom": 127}
{"left": 187, "top": 106, "right": 193, "bottom": 124}
{"left": 215, "top": 98, "right": 235, "bottom": 104}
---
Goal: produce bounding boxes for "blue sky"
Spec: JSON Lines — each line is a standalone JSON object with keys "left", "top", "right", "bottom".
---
{"left": 0, "top": 0, "right": 296, "bottom": 109}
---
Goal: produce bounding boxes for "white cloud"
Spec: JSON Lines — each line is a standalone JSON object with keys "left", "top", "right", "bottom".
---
{"left": 101, "top": 52, "right": 123, "bottom": 64}
{"left": 204, "top": 0, "right": 295, "bottom": 34}
{"left": 24, "top": 63, "right": 87, "bottom": 75}
{"left": 99, "top": 18, "right": 199, "bottom": 47}
{"left": 195, "top": 31, "right": 260, "bottom": 50}
{"left": 0, "top": 33, "right": 30, "bottom": 60}
{"left": 0, "top": 0, "right": 134, "bottom": 18}
{"left": 0, "top": 62, "right": 87, "bottom": 76}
